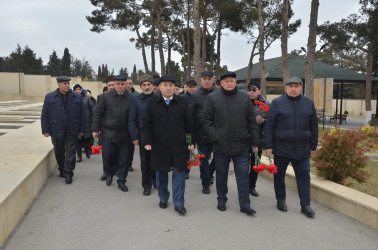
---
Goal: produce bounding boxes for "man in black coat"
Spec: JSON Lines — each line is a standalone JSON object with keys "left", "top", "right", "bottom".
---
{"left": 92, "top": 75, "right": 135, "bottom": 192}
{"left": 141, "top": 76, "right": 195, "bottom": 215}
{"left": 96, "top": 77, "right": 114, "bottom": 181}
{"left": 190, "top": 71, "right": 218, "bottom": 192}
{"left": 264, "top": 77, "right": 318, "bottom": 218}
{"left": 41, "top": 76, "right": 86, "bottom": 184}
{"left": 202, "top": 71, "right": 260, "bottom": 216}
{"left": 247, "top": 81, "right": 270, "bottom": 197}
{"left": 129, "top": 74, "right": 157, "bottom": 196}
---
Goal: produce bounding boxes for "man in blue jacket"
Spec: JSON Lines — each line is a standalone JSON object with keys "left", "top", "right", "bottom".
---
{"left": 129, "top": 74, "right": 157, "bottom": 196}
{"left": 264, "top": 77, "right": 318, "bottom": 218}
{"left": 41, "top": 76, "right": 86, "bottom": 184}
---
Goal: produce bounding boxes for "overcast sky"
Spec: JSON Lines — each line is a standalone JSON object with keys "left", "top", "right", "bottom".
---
{"left": 0, "top": 0, "right": 361, "bottom": 75}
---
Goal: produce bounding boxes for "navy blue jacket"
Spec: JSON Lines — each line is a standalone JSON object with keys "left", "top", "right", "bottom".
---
{"left": 129, "top": 92, "right": 157, "bottom": 143}
{"left": 41, "top": 89, "right": 86, "bottom": 138}
{"left": 264, "top": 94, "right": 318, "bottom": 160}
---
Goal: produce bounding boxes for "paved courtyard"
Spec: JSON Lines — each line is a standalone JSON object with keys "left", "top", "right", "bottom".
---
{"left": 2, "top": 148, "right": 377, "bottom": 250}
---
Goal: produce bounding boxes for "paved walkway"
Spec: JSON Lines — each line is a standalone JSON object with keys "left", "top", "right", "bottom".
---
{"left": 2, "top": 149, "right": 377, "bottom": 250}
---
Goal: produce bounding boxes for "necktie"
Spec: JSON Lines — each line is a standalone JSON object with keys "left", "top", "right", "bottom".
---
{"left": 165, "top": 99, "right": 170, "bottom": 105}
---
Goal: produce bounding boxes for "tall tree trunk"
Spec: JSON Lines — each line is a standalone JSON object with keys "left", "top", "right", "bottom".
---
{"left": 193, "top": 0, "right": 202, "bottom": 82}
{"left": 365, "top": 39, "right": 377, "bottom": 123}
{"left": 149, "top": 9, "right": 156, "bottom": 74}
{"left": 215, "top": 19, "right": 222, "bottom": 80}
{"left": 210, "top": 34, "right": 215, "bottom": 70}
{"left": 247, "top": 39, "right": 259, "bottom": 84}
{"left": 167, "top": 35, "right": 172, "bottom": 75}
{"left": 258, "top": 0, "right": 267, "bottom": 97}
{"left": 281, "top": 0, "right": 290, "bottom": 86}
{"left": 156, "top": 9, "right": 165, "bottom": 75}
{"left": 134, "top": 24, "right": 149, "bottom": 73}
{"left": 201, "top": 2, "right": 208, "bottom": 70}
{"left": 186, "top": 0, "right": 191, "bottom": 80}
{"left": 304, "top": 0, "right": 319, "bottom": 100}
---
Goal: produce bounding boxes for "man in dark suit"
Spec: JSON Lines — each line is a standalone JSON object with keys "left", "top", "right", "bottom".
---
{"left": 41, "top": 76, "right": 86, "bottom": 184}
{"left": 264, "top": 77, "right": 318, "bottom": 218}
{"left": 129, "top": 74, "right": 157, "bottom": 196}
{"left": 141, "top": 76, "right": 195, "bottom": 215}
{"left": 92, "top": 75, "right": 135, "bottom": 192}
{"left": 96, "top": 76, "right": 114, "bottom": 181}
{"left": 190, "top": 71, "right": 218, "bottom": 193}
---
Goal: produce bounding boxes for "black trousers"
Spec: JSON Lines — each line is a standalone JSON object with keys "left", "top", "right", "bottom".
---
{"left": 77, "top": 136, "right": 91, "bottom": 156}
{"left": 127, "top": 144, "right": 135, "bottom": 167}
{"left": 51, "top": 136, "right": 78, "bottom": 176}
{"left": 139, "top": 145, "right": 156, "bottom": 189}
{"left": 249, "top": 150, "right": 262, "bottom": 190}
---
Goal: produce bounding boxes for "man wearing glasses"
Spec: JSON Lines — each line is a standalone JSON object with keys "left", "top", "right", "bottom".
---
{"left": 92, "top": 75, "right": 135, "bottom": 192}
{"left": 247, "top": 82, "right": 270, "bottom": 197}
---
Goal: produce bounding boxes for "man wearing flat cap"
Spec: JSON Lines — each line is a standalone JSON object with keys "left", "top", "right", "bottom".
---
{"left": 189, "top": 71, "right": 218, "bottom": 189}
{"left": 202, "top": 71, "right": 260, "bottom": 216}
{"left": 180, "top": 79, "right": 197, "bottom": 102}
{"left": 264, "top": 76, "right": 318, "bottom": 218}
{"left": 247, "top": 81, "right": 270, "bottom": 197}
{"left": 41, "top": 76, "right": 86, "bottom": 184}
{"left": 129, "top": 74, "right": 157, "bottom": 196}
{"left": 141, "top": 75, "right": 195, "bottom": 215}
{"left": 92, "top": 74, "right": 135, "bottom": 192}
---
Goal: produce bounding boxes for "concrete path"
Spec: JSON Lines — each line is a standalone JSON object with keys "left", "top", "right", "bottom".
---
{"left": 2, "top": 149, "right": 377, "bottom": 250}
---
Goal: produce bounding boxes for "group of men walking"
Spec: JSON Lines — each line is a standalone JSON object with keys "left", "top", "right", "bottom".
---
{"left": 41, "top": 71, "right": 318, "bottom": 218}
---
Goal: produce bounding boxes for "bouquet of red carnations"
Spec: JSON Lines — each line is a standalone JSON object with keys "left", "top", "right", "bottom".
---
{"left": 252, "top": 151, "right": 277, "bottom": 174}
{"left": 186, "top": 134, "right": 205, "bottom": 170}
{"left": 91, "top": 138, "right": 102, "bottom": 155}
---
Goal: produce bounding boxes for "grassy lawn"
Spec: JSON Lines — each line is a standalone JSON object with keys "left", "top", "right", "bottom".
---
{"left": 345, "top": 160, "right": 378, "bottom": 198}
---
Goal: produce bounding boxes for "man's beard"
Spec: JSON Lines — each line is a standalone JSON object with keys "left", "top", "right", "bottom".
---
{"left": 143, "top": 90, "right": 153, "bottom": 95}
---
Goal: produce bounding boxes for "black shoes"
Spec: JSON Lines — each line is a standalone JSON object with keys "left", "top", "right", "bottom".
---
{"left": 249, "top": 188, "right": 259, "bottom": 197}
{"left": 210, "top": 177, "right": 214, "bottom": 185}
{"left": 106, "top": 175, "right": 113, "bottom": 186}
{"left": 100, "top": 174, "right": 106, "bottom": 181}
{"left": 77, "top": 155, "right": 82, "bottom": 162}
{"left": 128, "top": 165, "right": 134, "bottom": 172}
{"left": 301, "top": 206, "right": 315, "bottom": 218}
{"left": 118, "top": 183, "right": 128, "bottom": 192}
{"left": 143, "top": 188, "right": 151, "bottom": 196}
{"left": 277, "top": 200, "right": 288, "bottom": 212}
{"left": 240, "top": 207, "right": 256, "bottom": 216}
{"left": 202, "top": 187, "right": 210, "bottom": 194}
{"left": 65, "top": 175, "right": 72, "bottom": 184}
{"left": 59, "top": 172, "right": 65, "bottom": 178}
{"left": 217, "top": 203, "right": 226, "bottom": 211}
{"left": 159, "top": 200, "right": 168, "bottom": 209}
{"left": 175, "top": 206, "right": 187, "bottom": 215}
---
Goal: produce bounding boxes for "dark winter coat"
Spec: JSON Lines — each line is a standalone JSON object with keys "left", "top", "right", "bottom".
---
{"left": 252, "top": 95, "right": 270, "bottom": 148}
{"left": 82, "top": 93, "right": 94, "bottom": 139}
{"left": 128, "top": 92, "right": 158, "bottom": 144}
{"left": 202, "top": 87, "right": 259, "bottom": 156}
{"left": 190, "top": 87, "right": 218, "bottom": 143}
{"left": 141, "top": 94, "right": 194, "bottom": 172}
{"left": 92, "top": 89, "right": 134, "bottom": 143}
{"left": 41, "top": 89, "right": 86, "bottom": 138}
{"left": 264, "top": 93, "right": 318, "bottom": 160}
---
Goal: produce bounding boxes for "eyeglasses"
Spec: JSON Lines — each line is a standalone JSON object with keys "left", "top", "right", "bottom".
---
{"left": 248, "top": 88, "right": 258, "bottom": 92}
